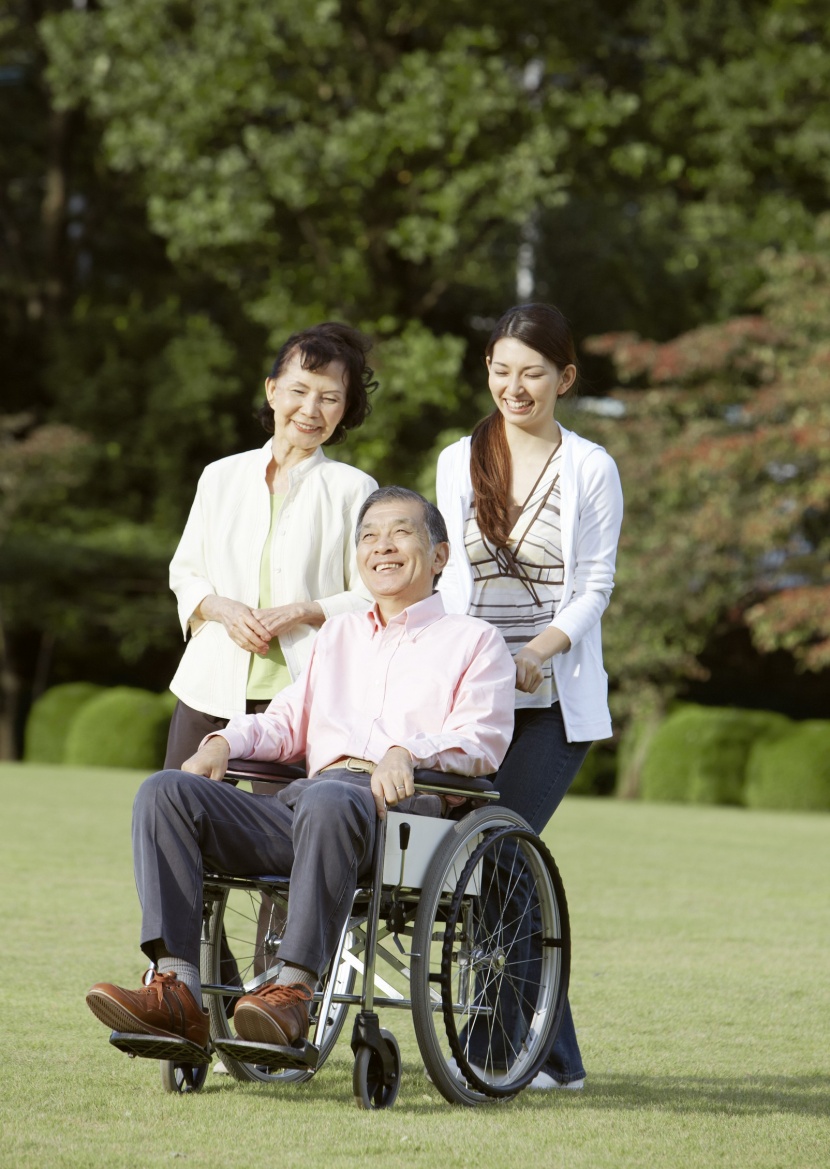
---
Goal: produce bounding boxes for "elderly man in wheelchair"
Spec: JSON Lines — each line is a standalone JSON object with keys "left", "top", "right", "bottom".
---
{"left": 87, "top": 486, "right": 571, "bottom": 1107}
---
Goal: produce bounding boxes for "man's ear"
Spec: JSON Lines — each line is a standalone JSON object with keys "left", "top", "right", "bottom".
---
{"left": 432, "top": 542, "right": 450, "bottom": 574}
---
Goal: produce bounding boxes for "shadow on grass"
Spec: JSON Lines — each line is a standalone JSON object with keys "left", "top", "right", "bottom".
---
{"left": 189, "top": 1061, "right": 830, "bottom": 1119}
{"left": 548, "top": 1073, "right": 830, "bottom": 1119}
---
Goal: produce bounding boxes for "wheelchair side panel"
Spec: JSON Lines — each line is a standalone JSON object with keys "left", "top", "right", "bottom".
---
{"left": 382, "top": 813, "right": 481, "bottom": 893}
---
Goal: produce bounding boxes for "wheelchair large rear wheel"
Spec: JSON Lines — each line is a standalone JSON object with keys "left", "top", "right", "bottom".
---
{"left": 201, "top": 878, "right": 354, "bottom": 1084}
{"left": 411, "top": 808, "right": 569, "bottom": 1106}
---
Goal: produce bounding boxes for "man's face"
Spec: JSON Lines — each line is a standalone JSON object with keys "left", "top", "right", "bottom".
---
{"left": 357, "top": 499, "right": 449, "bottom": 610}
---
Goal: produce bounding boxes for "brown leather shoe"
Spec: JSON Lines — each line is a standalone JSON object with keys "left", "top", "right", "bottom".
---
{"left": 233, "top": 983, "right": 313, "bottom": 1046}
{"left": 86, "top": 970, "right": 210, "bottom": 1048}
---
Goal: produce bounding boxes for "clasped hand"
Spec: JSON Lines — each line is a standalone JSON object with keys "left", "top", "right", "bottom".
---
{"left": 204, "top": 596, "right": 323, "bottom": 655}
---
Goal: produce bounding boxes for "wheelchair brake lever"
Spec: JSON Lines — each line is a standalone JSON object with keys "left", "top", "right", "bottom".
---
{"left": 386, "top": 822, "right": 411, "bottom": 946}
{"left": 395, "top": 821, "right": 411, "bottom": 890}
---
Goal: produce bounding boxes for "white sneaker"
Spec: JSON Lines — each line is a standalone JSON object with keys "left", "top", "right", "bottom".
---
{"left": 213, "top": 1060, "right": 229, "bottom": 1075}
{"left": 425, "top": 1056, "right": 484, "bottom": 1084}
{"left": 528, "top": 1069, "right": 584, "bottom": 1090}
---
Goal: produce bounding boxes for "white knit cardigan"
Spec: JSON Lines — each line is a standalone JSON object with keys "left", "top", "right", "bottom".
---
{"left": 436, "top": 425, "right": 623, "bottom": 742}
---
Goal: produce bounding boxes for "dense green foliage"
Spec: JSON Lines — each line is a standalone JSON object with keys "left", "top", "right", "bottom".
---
{"left": 22, "top": 681, "right": 103, "bottom": 763}
{"left": 639, "top": 705, "right": 792, "bottom": 806}
{"left": 745, "top": 721, "right": 830, "bottom": 811}
{"left": 2, "top": 0, "right": 829, "bottom": 754}
{"left": 63, "top": 686, "right": 175, "bottom": 769}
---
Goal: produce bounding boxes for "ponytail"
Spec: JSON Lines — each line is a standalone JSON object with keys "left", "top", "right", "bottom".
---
{"left": 470, "top": 410, "right": 513, "bottom": 548}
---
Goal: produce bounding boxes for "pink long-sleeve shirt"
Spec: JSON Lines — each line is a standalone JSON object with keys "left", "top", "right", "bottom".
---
{"left": 216, "top": 592, "right": 516, "bottom": 777}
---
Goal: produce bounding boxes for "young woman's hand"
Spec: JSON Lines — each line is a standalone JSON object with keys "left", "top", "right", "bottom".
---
{"left": 514, "top": 647, "right": 545, "bottom": 693}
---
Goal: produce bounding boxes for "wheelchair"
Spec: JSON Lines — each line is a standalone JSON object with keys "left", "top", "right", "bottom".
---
{"left": 111, "top": 760, "right": 571, "bottom": 1108}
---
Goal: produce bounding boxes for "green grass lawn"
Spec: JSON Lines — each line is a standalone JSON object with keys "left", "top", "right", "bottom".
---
{"left": 1, "top": 763, "right": 828, "bottom": 1168}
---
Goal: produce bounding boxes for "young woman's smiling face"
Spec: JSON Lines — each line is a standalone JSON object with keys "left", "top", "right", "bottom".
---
{"left": 487, "top": 336, "right": 576, "bottom": 436}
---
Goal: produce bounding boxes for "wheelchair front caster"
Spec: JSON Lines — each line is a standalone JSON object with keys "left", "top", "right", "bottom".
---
{"left": 160, "top": 1060, "right": 209, "bottom": 1094}
{"left": 353, "top": 1030, "right": 401, "bottom": 1110}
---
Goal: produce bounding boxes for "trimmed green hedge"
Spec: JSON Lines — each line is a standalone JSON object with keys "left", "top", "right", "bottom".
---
{"left": 640, "top": 705, "right": 792, "bottom": 806}
{"left": 570, "top": 743, "right": 617, "bottom": 796}
{"left": 615, "top": 710, "right": 663, "bottom": 799}
{"left": 745, "top": 721, "right": 830, "bottom": 811}
{"left": 23, "top": 682, "right": 104, "bottom": 763}
{"left": 64, "top": 687, "right": 176, "bottom": 770}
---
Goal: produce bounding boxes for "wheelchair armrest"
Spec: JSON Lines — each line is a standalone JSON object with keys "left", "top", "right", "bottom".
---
{"left": 224, "top": 759, "right": 498, "bottom": 803}
{"left": 225, "top": 759, "right": 306, "bottom": 784}
{"left": 412, "top": 769, "right": 498, "bottom": 800}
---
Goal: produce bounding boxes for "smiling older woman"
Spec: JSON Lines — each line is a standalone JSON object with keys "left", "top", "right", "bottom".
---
{"left": 164, "top": 322, "right": 378, "bottom": 765}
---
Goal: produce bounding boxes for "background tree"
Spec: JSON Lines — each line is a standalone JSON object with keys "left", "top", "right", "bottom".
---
{"left": 1, "top": 1, "right": 265, "bottom": 756}
{"left": 577, "top": 227, "right": 830, "bottom": 723}
{"left": 532, "top": 0, "right": 830, "bottom": 341}
{"left": 2, "top": 0, "right": 829, "bottom": 754}
{"left": 40, "top": 0, "right": 640, "bottom": 480}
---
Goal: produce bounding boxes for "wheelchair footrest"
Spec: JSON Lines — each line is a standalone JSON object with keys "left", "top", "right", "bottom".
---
{"left": 213, "top": 1037, "right": 319, "bottom": 1071}
{"left": 109, "top": 1032, "right": 211, "bottom": 1065}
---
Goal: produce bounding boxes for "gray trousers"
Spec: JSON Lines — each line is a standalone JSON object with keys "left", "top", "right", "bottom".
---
{"left": 132, "top": 769, "right": 379, "bottom": 977}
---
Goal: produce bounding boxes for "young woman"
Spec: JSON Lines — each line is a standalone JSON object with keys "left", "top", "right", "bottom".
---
{"left": 437, "top": 302, "right": 624, "bottom": 1088}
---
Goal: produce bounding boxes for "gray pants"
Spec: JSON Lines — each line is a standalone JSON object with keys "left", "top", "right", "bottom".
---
{"left": 132, "top": 769, "right": 379, "bottom": 977}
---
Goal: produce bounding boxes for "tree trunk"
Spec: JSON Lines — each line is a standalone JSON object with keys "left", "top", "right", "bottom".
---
{"left": 0, "top": 604, "right": 19, "bottom": 760}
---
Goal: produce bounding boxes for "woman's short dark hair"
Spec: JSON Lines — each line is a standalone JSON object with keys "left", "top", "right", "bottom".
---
{"left": 257, "top": 321, "right": 376, "bottom": 444}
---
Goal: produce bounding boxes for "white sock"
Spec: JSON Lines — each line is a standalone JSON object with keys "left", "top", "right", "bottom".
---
{"left": 156, "top": 955, "right": 203, "bottom": 1007}
{"left": 275, "top": 963, "right": 318, "bottom": 990}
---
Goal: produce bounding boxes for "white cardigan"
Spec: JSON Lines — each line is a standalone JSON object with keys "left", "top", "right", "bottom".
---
{"left": 169, "top": 442, "right": 377, "bottom": 719}
{"left": 436, "top": 426, "right": 623, "bottom": 742}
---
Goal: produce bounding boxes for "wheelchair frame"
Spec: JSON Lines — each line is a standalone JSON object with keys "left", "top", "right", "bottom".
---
{"left": 113, "top": 762, "right": 571, "bottom": 1108}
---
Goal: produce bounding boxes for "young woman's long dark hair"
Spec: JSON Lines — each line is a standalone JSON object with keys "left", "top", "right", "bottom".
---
{"left": 471, "top": 303, "right": 577, "bottom": 549}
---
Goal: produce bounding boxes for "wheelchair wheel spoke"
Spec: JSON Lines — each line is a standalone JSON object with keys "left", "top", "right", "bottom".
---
{"left": 201, "top": 881, "right": 355, "bottom": 1085}
{"left": 411, "top": 809, "right": 570, "bottom": 1105}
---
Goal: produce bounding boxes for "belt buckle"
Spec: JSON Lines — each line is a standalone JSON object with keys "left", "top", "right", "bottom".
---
{"left": 345, "top": 757, "right": 373, "bottom": 775}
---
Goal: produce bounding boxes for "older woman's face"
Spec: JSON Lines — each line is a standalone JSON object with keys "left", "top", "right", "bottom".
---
{"left": 265, "top": 350, "right": 348, "bottom": 450}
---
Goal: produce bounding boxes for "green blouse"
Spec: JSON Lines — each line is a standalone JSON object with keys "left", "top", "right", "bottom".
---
{"left": 246, "top": 493, "right": 293, "bottom": 700}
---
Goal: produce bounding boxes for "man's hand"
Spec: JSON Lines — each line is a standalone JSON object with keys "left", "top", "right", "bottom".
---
{"left": 181, "top": 736, "right": 231, "bottom": 782}
{"left": 370, "top": 746, "right": 414, "bottom": 819}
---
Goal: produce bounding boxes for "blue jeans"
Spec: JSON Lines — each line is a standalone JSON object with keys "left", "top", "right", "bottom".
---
{"left": 494, "top": 700, "right": 590, "bottom": 1085}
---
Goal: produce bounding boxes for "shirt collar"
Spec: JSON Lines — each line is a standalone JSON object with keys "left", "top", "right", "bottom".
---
{"left": 258, "top": 441, "right": 326, "bottom": 482}
{"left": 365, "top": 591, "right": 446, "bottom": 637}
